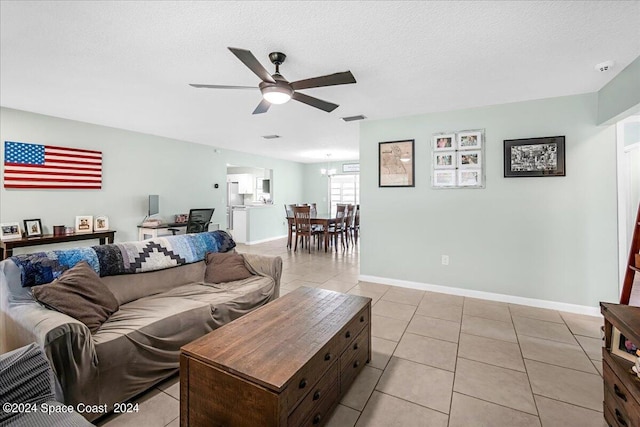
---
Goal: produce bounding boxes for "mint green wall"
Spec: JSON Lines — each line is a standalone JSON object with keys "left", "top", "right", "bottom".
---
{"left": 598, "top": 55, "right": 640, "bottom": 125}
{"left": 0, "top": 108, "right": 303, "bottom": 249}
{"left": 360, "top": 93, "right": 618, "bottom": 307}
{"left": 303, "top": 161, "right": 360, "bottom": 215}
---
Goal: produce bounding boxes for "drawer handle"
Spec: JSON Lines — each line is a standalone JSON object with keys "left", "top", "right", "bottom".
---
{"left": 353, "top": 360, "right": 360, "bottom": 368}
{"left": 353, "top": 343, "right": 359, "bottom": 350}
{"left": 324, "top": 353, "right": 332, "bottom": 361}
{"left": 360, "top": 315, "right": 365, "bottom": 322}
{"left": 615, "top": 409, "right": 628, "bottom": 427}
{"left": 313, "top": 390, "right": 321, "bottom": 401}
{"left": 614, "top": 384, "right": 628, "bottom": 401}
{"left": 313, "top": 414, "right": 322, "bottom": 425}
{"left": 345, "top": 331, "right": 351, "bottom": 338}
{"left": 299, "top": 379, "right": 307, "bottom": 389}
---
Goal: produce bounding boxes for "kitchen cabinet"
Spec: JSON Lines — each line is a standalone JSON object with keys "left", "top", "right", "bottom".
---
{"left": 232, "top": 207, "right": 248, "bottom": 243}
{"left": 228, "top": 174, "right": 254, "bottom": 194}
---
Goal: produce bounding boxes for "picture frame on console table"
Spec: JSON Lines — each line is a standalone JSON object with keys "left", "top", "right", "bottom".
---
{"left": 612, "top": 326, "right": 639, "bottom": 363}
{"left": 0, "top": 222, "right": 22, "bottom": 240}
{"left": 23, "top": 219, "right": 43, "bottom": 237}
{"left": 379, "top": 139, "right": 415, "bottom": 187}
{"left": 94, "top": 216, "right": 109, "bottom": 231}
{"left": 75, "top": 215, "right": 94, "bottom": 233}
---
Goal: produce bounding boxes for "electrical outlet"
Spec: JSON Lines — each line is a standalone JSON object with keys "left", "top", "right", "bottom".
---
{"left": 441, "top": 255, "right": 449, "bottom": 266}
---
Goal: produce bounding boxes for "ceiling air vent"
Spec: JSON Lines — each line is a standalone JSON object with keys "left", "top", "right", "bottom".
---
{"left": 262, "top": 135, "right": 281, "bottom": 139}
{"left": 341, "top": 115, "right": 367, "bottom": 122}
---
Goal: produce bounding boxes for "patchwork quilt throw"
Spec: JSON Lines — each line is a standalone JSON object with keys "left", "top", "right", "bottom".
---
{"left": 11, "top": 231, "right": 236, "bottom": 287}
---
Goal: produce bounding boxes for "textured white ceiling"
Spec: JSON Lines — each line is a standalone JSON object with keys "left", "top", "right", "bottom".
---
{"left": 1, "top": 1, "right": 638, "bottom": 163}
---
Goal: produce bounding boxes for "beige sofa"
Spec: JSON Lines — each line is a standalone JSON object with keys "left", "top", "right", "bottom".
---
{"left": 0, "top": 233, "right": 282, "bottom": 422}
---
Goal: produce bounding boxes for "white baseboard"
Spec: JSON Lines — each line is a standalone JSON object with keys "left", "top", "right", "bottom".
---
{"left": 243, "top": 234, "right": 288, "bottom": 245}
{"left": 359, "top": 274, "right": 601, "bottom": 317}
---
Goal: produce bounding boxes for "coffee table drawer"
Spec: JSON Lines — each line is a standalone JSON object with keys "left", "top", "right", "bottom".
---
{"left": 604, "top": 359, "right": 640, "bottom": 424}
{"left": 288, "top": 363, "right": 338, "bottom": 427}
{"left": 283, "top": 340, "right": 340, "bottom": 411}
{"left": 337, "top": 306, "right": 369, "bottom": 352}
{"left": 340, "top": 329, "right": 369, "bottom": 392}
{"left": 299, "top": 383, "right": 340, "bottom": 427}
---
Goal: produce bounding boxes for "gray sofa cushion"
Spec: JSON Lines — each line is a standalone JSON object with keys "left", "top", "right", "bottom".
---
{"left": 92, "top": 294, "right": 216, "bottom": 409}
{"left": 204, "top": 252, "right": 253, "bottom": 283}
{"left": 32, "top": 261, "right": 119, "bottom": 334}
{"left": 101, "top": 261, "right": 205, "bottom": 305}
{"left": 165, "top": 276, "right": 276, "bottom": 326}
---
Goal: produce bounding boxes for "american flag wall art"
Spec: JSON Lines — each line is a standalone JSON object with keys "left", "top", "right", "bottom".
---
{"left": 3, "top": 141, "right": 102, "bottom": 189}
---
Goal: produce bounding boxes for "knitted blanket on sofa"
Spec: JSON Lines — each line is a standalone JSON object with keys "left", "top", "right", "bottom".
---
{"left": 11, "top": 231, "right": 236, "bottom": 287}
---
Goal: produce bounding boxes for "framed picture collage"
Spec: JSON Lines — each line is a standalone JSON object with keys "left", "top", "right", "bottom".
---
{"left": 432, "top": 129, "right": 485, "bottom": 189}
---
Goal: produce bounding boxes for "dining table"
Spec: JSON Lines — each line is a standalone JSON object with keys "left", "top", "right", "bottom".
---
{"left": 286, "top": 214, "right": 338, "bottom": 252}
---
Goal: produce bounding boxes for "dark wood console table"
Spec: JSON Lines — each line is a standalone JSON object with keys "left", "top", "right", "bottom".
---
{"left": 0, "top": 230, "right": 115, "bottom": 259}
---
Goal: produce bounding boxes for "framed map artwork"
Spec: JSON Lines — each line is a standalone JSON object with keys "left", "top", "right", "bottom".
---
{"left": 379, "top": 140, "right": 415, "bottom": 187}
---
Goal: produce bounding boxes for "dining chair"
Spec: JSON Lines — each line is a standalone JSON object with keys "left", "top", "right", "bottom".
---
{"left": 352, "top": 204, "right": 360, "bottom": 243}
{"left": 326, "top": 210, "right": 346, "bottom": 251}
{"left": 344, "top": 204, "right": 355, "bottom": 247}
{"left": 285, "top": 204, "right": 296, "bottom": 248}
{"left": 293, "top": 205, "right": 319, "bottom": 253}
{"left": 308, "top": 202, "right": 324, "bottom": 241}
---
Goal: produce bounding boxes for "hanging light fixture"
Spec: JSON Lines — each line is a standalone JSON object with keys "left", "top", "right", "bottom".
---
{"left": 320, "top": 153, "right": 336, "bottom": 176}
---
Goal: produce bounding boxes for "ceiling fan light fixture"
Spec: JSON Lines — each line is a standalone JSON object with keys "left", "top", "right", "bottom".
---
{"left": 261, "top": 85, "right": 293, "bottom": 104}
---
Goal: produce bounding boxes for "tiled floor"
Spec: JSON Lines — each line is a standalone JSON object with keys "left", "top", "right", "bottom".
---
{"left": 96, "top": 237, "right": 606, "bottom": 427}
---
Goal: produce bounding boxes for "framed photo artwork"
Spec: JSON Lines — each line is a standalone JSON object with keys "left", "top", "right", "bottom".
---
{"left": 457, "top": 131, "right": 482, "bottom": 150}
{"left": 0, "top": 222, "right": 22, "bottom": 240}
{"left": 433, "top": 170, "right": 456, "bottom": 187}
{"left": 23, "top": 218, "right": 43, "bottom": 237}
{"left": 458, "top": 150, "right": 481, "bottom": 169}
{"left": 433, "top": 134, "right": 456, "bottom": 151}
{"left": 458, "top": 169, "right": 482, "bottom": 186}
{"left": 612, "top": 326, "right": 638, "bottom": 363}
{"left": 94, "top": 216, "right": 109, "bottom": 231}
{"left": 433, "top": 152, "right": 455, "bottom": 169}
{"left": 75, "top": 215, "right": 94, "bottom": 233}
{"left": 379, "top": 140, "right": 415, "bottom": 187}
{"left": 431, "top": 129, "right": 485, "bottom": 189}
{"left": 504, "top": 136, "right": 565, "bottom": 177}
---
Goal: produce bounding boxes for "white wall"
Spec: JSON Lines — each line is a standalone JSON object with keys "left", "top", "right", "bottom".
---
{"left": 360, "top": 93, "right": 619, "bottom": 308}
{"left": 0, "top": 107, "right": 304, "bottom": 251}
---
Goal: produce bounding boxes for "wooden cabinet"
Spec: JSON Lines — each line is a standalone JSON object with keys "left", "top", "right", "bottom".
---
{"left": 180, "top": 287, "right": 371, "bottom": 427}
{"left": 601, "top": 302, "right": 640, "bottom": 427}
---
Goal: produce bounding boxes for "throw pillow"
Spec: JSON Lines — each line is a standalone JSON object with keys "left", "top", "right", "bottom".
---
{"left": 31, "top": 261, "right": 119, "bottom": 334}
{"left": 204, "top": 252, "right": 253, "bottom": 284}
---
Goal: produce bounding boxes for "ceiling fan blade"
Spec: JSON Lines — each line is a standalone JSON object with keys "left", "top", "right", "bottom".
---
{"left": 290, "top": 71, "right": 356, "bottom": 91}
{"left": 292, "top": 92, "right": 339, "bottom": 112}
{"left": 252, "top": 99, "right": 271, "bottom": 115}
{"left": 189, "top": 84, "right": 257, "bottom": 90}
{"left": 228, "top": 47, "right": 276, "bottom": 84}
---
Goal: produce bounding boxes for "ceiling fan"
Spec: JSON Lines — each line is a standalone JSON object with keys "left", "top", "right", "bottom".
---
{"left": 189, "top": 47, "right": 357, "bottom": 115}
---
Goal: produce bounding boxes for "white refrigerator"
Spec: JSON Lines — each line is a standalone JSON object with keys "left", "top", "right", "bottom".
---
{"left": 227, "top": 182, "right": 243, "bottom": 229}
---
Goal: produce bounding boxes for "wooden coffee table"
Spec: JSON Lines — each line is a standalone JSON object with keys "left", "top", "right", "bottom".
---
{"left": 180, "top": 286, "right": 371, "bottom": 427}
